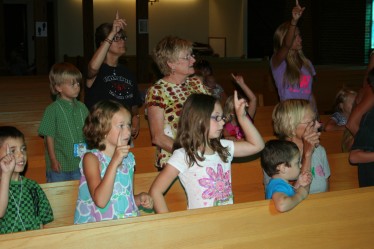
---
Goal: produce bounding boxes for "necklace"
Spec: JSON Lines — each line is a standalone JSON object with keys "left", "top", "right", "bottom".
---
{"left": 57, "top": 101, "right": 85, "bottom": 144}
{"left": 9, "top": 176, "right": 26, "bottom": 232}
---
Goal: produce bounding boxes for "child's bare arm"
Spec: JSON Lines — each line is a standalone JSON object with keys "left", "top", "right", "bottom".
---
{"left": 300, "top": 122, "right": 320, "bottom": 172}
{"left": 232, "top": 91, "right": 264, "bottom": 157}
{"left": 85, "top": 131, "right": 130, "bottom": 208}
{"left": 294, "top": 171, "right": 312, "bottom": 189}
{"left": 231, "top": 74, "right": 257, "bottom": 119}
{"left": 0, "top": 145, "right": 16, "bottom": 217}
{"left": 149, "top": 164, "right": 180, "bottom": 213}
{"left": 272, "top": 186, "right": 308, "bottom": 212}
{"left": 46, "top": 136, "right": 61, "bottom": 173}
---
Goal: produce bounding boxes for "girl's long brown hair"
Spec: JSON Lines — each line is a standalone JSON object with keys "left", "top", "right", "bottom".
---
{"left": 173, "top": 94, "right": 230, "bottom": 167}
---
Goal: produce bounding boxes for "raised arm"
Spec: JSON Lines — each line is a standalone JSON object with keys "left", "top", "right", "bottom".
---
{"left": 0, "top": 145, "right": 16, "bottom": 218}
{"left": 292, "top": 121, "right": 320, "bottom": 191}
{"left": 86, "top": 11, "right": 127, "bottom": 87}
{"left": 271, "top": 0, "right": 305, "bottom": 69}
{"left": 84, "top": 131, "right": 130, "bottom": 208}
{"left": 231, "top": 74, "right": 257, "bottom": 119}
{"left": 232, "top": 91, "right": 264, "bottom": 157}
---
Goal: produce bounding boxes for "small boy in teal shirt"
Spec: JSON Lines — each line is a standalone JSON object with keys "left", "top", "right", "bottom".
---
{"left": 38, "top": 62, "right": 89, "bottom": 182}
{"left": 261, "top": 140, "right": 312, "bottom": 212}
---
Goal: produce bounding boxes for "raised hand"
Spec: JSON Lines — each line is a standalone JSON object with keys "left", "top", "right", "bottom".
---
{"left": 0, "top": 144, "right": 16, "bottom": 177}
{"left": 233, "top": 90, "right": 247, "bottom": 119}
{"left": 231, "top": 73, "right": 245, "bottom": 86}
{"left": 302, "top": 121, "right": 320, "bottom": 157}
{"left": 113, "top": 130, "right": 131, "bottom": 167}
{"left": 112, "top": 10, "right": 127, "bottom": 34}
{"left": 297, "top": 171, "right": 312, "bottom": 187}
{"left": 292, "top": 0, "right": 306, "bottom": 21}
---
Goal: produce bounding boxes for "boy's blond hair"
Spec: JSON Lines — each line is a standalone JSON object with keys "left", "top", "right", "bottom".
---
{"left": 49, "top": 62, "right": 82, "bottom": 95}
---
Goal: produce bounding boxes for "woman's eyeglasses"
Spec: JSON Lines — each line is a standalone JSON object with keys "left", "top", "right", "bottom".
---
{"left": 113, "top": 35, "right": 127, "bottom": 42}
{"left": 179, "top": 53, "right": 195, "bottom": 61}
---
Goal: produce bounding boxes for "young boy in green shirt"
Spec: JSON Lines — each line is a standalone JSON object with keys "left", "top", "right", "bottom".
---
{"left": 38, "top": 62, "right": 89, "bottom": 182}
{"left": 0, "top": 126, "right": 53, "bottom": 233}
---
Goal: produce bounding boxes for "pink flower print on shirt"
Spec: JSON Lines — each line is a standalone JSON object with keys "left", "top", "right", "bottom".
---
{"left": 315, "top": 165, "right": 325, "bottom": 177}
{"left": 311, "top": 165, "right": 325, "bottom": 177}
{"left": 299, "top": 74, "right": 311, "bottom": 88}
{"left": 198, "top": 164, "right": 233, "bottom": 205}
{"left": 288, "top": 74, "right": 312, "bottom": 94}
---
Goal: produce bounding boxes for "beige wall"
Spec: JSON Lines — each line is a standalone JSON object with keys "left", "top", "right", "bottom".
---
{"left": 56, "top": 0, "right": 246, "bottom": 61}
{"left": 209, "top": 0, "right": 245, "bottom": 57}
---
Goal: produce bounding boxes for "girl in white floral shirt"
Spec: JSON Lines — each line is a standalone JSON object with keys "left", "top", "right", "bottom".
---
{"left": 149, "top": 92, "right": 264, "bottom": 213}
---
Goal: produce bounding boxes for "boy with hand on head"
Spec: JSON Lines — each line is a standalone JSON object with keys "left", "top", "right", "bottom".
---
{"left": 38, "top": 62, "right": 89, "bottom": 183}
{"left": 261, "top": 140, "right": 312, "bottom": 212}
{"left": 0, "top": 126, "right": 53, "bottom": 234}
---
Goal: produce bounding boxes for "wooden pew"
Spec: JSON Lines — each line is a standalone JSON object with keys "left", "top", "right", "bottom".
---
{"left": 40, "top": 172, "right": 186, "bottom": 228}
{"left": 24, "top": 145, "right": 159, "bottom": 184}
{"left": 328, "top": 152, "right": 358, "bottom": 191}
{"left": 32, "top": 152, "right": 357, "bottom": 230}
{"left": 253, "top": 105, "right": 275, "bottom": 136}
{"left": 0, "top": 187, "right": 372, "bottom": 248}
{"left": 319, "top": 130, "right": 345, "bottom": 154}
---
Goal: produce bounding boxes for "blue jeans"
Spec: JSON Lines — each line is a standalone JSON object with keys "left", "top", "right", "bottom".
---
{"left": 46, "top": 168, "right": 81, "bottom": 183}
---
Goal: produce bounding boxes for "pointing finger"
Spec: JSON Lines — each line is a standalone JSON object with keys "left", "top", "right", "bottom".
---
{"left": 117, "top": 129, "right": 122, "bottom": 146}
{"left": 6, "top": 143, "right": 10, "bottom": 155}
{"left": 116, "top": 10, "right": 119, "bottom": 19}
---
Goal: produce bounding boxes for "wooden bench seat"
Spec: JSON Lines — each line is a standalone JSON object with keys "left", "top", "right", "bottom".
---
{"left": 23, "top": 152, "right": 358, "bottom": 230}
{"left": 0, "top": 187, "right": 372, "bottom": 248}
{"left": 25, "top": 145, "right": 159, "bottom": 184}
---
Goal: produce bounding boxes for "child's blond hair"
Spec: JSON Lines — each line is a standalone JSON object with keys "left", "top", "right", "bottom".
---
{"left": 332, "top": 88, "right": 357, "bottom": 113}
{"left": 49, "top": 62, "right": 82, "bottom": 95}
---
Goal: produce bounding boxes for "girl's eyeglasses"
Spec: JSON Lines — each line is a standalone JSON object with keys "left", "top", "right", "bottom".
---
{"left": 210, "top": 115, "right": 228, "bottom": 123}
{"left": 299, "top": 117, "right": 320, "bottom": 126}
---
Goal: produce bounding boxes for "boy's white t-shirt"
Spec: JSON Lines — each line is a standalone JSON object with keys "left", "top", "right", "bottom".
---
{"left": 168, "top": 139, "right": 234, "bottom": 209}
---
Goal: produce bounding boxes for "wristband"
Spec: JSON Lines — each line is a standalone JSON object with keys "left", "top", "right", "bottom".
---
{"left": 104, "top": 38, "right": 113, "bottom": 45}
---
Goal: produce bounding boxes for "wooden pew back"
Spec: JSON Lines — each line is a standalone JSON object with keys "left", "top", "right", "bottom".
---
{"left": 39, "top": 152, "right": 356, "bottom": 229}
{"left": 1, "top": 187, "right": 373, "bottom": 248}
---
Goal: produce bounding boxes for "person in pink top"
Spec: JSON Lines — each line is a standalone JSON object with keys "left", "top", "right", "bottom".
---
{"left": 270, "top": 0, "right": 318, "bottom": 114}
{"left": 223, "top": 74, "right": 257, "bottom": 141}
